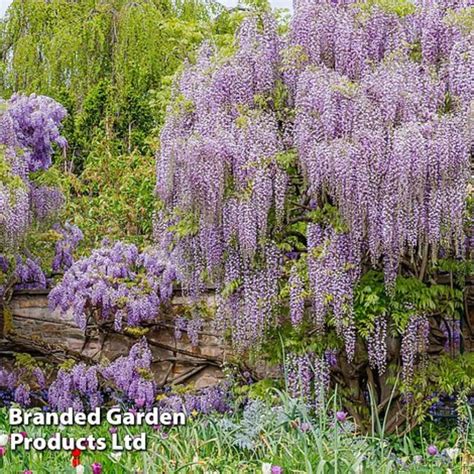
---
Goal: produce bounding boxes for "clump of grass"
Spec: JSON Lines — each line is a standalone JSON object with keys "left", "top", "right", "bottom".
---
{"left": 0, "top": 388, "right": 471, "bottom": 473}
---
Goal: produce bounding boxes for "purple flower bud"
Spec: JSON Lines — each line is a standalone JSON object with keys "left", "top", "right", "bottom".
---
{"left": 336, "top": 411, "right": 347, "bottom": 422}
{"left": 109, "top": 427, "right": 117, "bottom": 434}
{"left": 0, "top": 446, "right": 6, "bottom": 457}
{"left": 427, "top": 445, "right": 438, "bottom": 456}
{"left": 299, "top": 422, "right": 311, "bottom": 433}
{"left": 91, "top": 463, "right": 102, "bottom": 474}
{"left": 271, "top": 466, "right": 283, "bottom": 474}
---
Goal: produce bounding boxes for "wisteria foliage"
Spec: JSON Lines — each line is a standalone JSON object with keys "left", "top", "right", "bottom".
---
{"left": 156, "top": 0, "right": 472, "bottom": 373}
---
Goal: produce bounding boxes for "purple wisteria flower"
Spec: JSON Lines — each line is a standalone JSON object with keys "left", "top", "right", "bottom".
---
{"left": 14, "top": 384, "right": 31, "bottom": 407}
{"left": 48, "top": 364, "right": 102, "bottom": 412}
{"left": 49, "top": 242, "right": 177, "bottom": 330}
{"left": 101, "top": 338, "right": 156, "bottom": 408}
{"left": 13, "top": 257, "right": 47, "bottom": 291}
{"left": 51, "top": 223, "right": 83, "bottom": 272}
{"left": 0, "top": 93, "right": 67, "bottom": 248}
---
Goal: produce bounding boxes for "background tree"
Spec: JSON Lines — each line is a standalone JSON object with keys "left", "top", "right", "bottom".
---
{"left": 0, "top": 0, "right": 242, "bottom": 247}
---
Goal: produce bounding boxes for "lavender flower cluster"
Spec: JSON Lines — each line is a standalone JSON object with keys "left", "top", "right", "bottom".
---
{"left": 174, "top": 316, "right": 203, "bottom": 347}
{"left": 0, "top": 93, "right": 71, "bottom": 298}
{"left": 289, "top": 264, "right": 305, "bottom": 326}
{"left": 51, "top": 223, "right": 84, "bottom": 272}
{"left": 159, "top": 384, "right": 231, "bottom": 416}
{"left": 0, "top": 93, "right": 67, "bottom": 248}
{"left": 0, "top": 339, "right": 233, "bottom": 416}
{"left": 401, "top": 313, "right": 430, "bottom": 382}
{"left": 1, "top": 224, "right": 82, "bottom": 293}
{"left": 101, "top": 337, "right": 156, "bottom": 408}
{"left": 367, "top": 316, "right": 388, "bottom": 374}
{"left": 31, "top": 185, "right": 65, "bottom": 223}
{"left": 306, "top": 223, "right": 359, "bottom": 360}
{"left": 49, "top": 241, "right": 177, "bottom": 330}
{"left": 48, "top": 364, "right": 103, "bottom": 412}
{"left": 286, "top": 352, "right": 330, "bottom": 411}
{"left": 13, "top": 256, "right": 47, "bottom": 291}
{"left": 0, "top": 366, "right": 46, "bottom": 407}
{"left": 1, "top": 339, "right": 155, "bottom": 411}
{"left": 292, "top": 0, "right": 471, "bottom": 287}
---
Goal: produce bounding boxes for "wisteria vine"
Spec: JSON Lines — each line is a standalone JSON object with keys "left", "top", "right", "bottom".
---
{"left": 155, "top": 0, "right": 472, "bottom": 376}
{"left": 0, "top": 338, "right": 232, "bottom": 414}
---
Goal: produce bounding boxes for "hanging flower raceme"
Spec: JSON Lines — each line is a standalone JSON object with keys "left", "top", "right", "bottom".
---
{"left": 31, "top": 185, "right": 65, "bottom": 222}
{"left": 51, "top": 223, "right": 84, "bottom": 272}
{"left": 286, "top": 352, "right": 330, "bottom": 411}
{"left": 1, "top": 340, "right": 157, "bottom": 411}
{"left": 400, "top": 313, "right": 430, "bottom": 382}
{"left": 306, "top": 223, "right": 358, "bottom": 360}
{"left": 367, "top": 316, "right": 388, "bottom": 374}
{"left": 0, "top": 94, "right": 67, "bottom": 249}
{"left": 1, "top": 93, "right": 67, "bottom": 173}
{"left": 0, "top": 365, "right": 47, "bottom": 407}
{"left": 289, "top": 265, "right": 305, "bottom": 326}
{"left": 294, "top": 63, "right": 469, "bottom": 289}
{"left": 155, "top": 14, "right": 287, "bottom": 351}
{"left": 13, "top": 257, "right": 47, "bottom": 291}
{"left": 101, "top": 338, "right": 156, "bottom": 408}
{"left": 48, "top": 364, "right": 103, "bottom": 412}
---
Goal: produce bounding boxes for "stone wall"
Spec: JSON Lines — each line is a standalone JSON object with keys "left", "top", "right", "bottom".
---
{"left": 2, "top": 275, "right": 473, "bottom": 388}
{"left": 5, "top": 290, "right": 229, "bottom": 389}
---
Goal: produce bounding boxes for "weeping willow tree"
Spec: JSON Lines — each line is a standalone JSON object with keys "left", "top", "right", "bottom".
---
{"left": 0, "top": 0, "right": 241, "bottom": 245}
{"left": 0, "top": 0, "right": 232, "bottom": 159}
